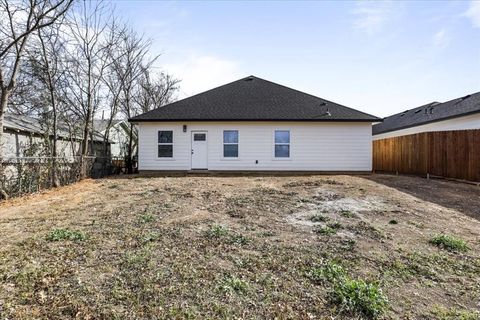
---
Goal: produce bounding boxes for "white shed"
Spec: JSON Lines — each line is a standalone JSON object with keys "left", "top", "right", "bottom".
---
{"left": 130, "top": 76, "right": 381, "bottom": 172}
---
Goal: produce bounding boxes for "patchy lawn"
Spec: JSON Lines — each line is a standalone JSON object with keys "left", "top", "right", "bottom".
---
{"left": 0, "top": 174, "right": 479, "bottom": 319}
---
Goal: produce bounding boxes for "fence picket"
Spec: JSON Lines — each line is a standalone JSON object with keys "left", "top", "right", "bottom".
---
{"left": 373, "top": 129, "right": 480, "bottom": 183}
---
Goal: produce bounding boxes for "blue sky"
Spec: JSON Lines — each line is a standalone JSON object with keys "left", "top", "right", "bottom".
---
{"left": 115, "top": 0, "right": 480, "bottom": 117}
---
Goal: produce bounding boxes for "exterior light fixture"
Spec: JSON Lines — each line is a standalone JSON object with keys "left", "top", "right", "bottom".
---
{"left": 183, "top": 125, "right": 187, "bottom": 132}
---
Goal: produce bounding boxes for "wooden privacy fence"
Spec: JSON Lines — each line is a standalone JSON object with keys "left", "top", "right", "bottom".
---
{"left": 373, "top": 129, "right": 480, "bottom": 182}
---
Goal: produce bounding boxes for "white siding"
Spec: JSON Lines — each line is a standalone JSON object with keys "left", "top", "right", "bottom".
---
{"left": 373, "top": 113, "right": 480, "bottom": 140}
{"left": 108, "top": 125, "right": 128, "bottom": 158}
{"left": 1, "top": 130, "right": 84, "bottom": 160}
{"left": 137, "top": 121, "right": 372, "bottom": 171}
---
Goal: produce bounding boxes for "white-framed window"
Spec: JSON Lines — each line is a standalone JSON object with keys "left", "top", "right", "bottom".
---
{"left": 274, "top": 130, "right": 290, "bottom": 158}
{"left": 158, "top": 130, "right": 173, "bottom": 158}
{"left": 223, "top": 130, "right": 239, "bottom": 158}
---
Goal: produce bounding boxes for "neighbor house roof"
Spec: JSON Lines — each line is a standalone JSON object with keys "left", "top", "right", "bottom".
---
{"left": 4, "top": 113, "right": 106, "bottom": 142}
{"left": 373, "top": 92, "right": 480, "bottom": 135}
{"left": 129, "top": 76, "right": 381, "bottom": 122}
{"left": 93, "top": 119, "right": 123, "bottom": 133}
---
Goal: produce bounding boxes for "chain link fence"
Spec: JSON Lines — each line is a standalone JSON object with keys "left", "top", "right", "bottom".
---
{"left": 0, "top": 156, "right": 119, "bottom": 199}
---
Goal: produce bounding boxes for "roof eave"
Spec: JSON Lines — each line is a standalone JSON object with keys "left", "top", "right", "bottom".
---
{"left": 372, "top": 109, "right": 480, "bottom": 135}
{"left": 129, "top": 118, "right": 382, "bottom": 123}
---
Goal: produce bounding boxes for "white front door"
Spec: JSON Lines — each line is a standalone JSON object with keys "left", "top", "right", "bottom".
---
{"left": 191, "top": 131, "right": 208, "bottom": 169}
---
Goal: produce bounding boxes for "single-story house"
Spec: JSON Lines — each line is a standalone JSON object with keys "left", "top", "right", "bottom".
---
{"left": 2, "top": 113, "right": 111, "bottom": 160}
{"left": 129, "top": 76, "right": 381, "bottom": 172}
{"left": 373, "top": 92, "right": 480, "bottom": 140}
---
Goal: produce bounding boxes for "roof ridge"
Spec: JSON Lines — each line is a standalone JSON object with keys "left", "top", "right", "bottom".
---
{"left": 219, "top": 76, "right": 381, "bottom": 120}
{"left": 130, "top": 76, "right": 381, "bottom": 122}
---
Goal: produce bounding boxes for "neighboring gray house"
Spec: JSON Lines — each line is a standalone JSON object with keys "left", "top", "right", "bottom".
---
{"left": 130, "top": 76, "right": 381, "bottom": 172}
{"left": 2, "top": 113, "right": 111, "bottom": 160}
{"left": 373, "top": 92, "right": 480, "bottom": 140}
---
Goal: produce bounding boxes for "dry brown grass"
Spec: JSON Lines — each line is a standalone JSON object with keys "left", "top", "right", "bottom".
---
{"left": 0, "top": 174, "right": 479, "bottom": 319}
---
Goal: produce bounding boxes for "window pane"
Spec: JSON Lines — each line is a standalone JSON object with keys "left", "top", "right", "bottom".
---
{"left": 275, "top": 145, "right": 290, "bottom": 158}
{"left": 194, "top": 133, "right": 206, "bottom": 141}
{"left": 158, "top": 145, "right": 173, "bottom": 158}
{"left": 223, "top": 144, "right": 238, "bottom": 158}
{"left": 158, "top": 131, "right": 173, "bottom": 143}
{"left": 275, "top": 130, "right": 290, "bottom": 143}
{"left": 223, "top": 130, "right": 238, "bottom": 143}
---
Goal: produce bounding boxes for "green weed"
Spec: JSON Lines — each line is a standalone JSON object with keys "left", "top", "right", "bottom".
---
{"left": 315, "top": 226, "right": 337, "bottom": 235}
{"left": 308, "top": 261, "right": 388, "bottom": 319}
{"left": 219, "top": 275, "right": 249, "bottom": 294}
{"left": 333, "top": 278, "right": 388, "bottom": 319}
{"left": 340, "top": 210, "right": 355, "bottom": 218}
{"left": 139, "top": 214, "right": 156, "bottom": 223}
{"left": 46, "top": 228, "right": 86, "bottom": 242}
{"left": 205, "top": 225, "right": 229, "bottom": 239}
{"left": 310, "top": 214, "right": 329, "bottom": 222}
{"left": 430, "top": 234, "right": 469, "bottom": 252}
{"left": 430, "top": 305, "right": 479, "bottom": 320}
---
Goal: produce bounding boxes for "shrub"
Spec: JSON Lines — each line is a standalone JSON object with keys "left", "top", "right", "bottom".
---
{"left": 333, "top": 278, "right": 388, "bottom": 319}
{"left": 46, "top": 228, "right": 86, "bottom": 242}
{"left": 430, "top": 234, "right": 469, "bottom": 252}
{"left": 389, "top": 219, "right": 398, "bottom": 225}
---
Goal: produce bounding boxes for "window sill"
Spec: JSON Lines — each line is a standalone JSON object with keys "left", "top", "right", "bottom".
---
{"left": 155, "top": 158, "right": 176, "bottom": 161}
{"left": 272, "top": 157, "right": 292, "bottom": 161}
{"left": 220, "top": 157, "right": 240, "bottom": 161}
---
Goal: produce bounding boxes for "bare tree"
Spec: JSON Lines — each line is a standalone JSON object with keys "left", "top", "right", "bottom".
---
{"left": 0, "top": 0, "right": 73, "bottom": 151}
{"left": 34, "top": 17, "right": 70, "bottom": 187}
{"left": 0, "top": 0, "right": 73, "bottom": 198}
{"left": 134, "top": 68, "right": 179, "bottom": 114}
{"left": 98, "top": 20, "right": 128, "bottom": 169}
{"left": 109, "top": 28, "right": 159, "bottom": 173}
{"left": 64, "top": 0, "right": 114, "bottom": 176}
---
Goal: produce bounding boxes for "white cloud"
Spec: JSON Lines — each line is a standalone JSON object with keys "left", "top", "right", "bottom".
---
{"left": 465, "top": 1, "right": 480, "bottom": 28}
{"left": 433, "top": 28, "right": 450, "bottom": 49}
{"left": 164, "top": 54, "right": 244, "bottom": 97}
{"left": 352, "top": 0, "right": 399, "bottom": 35}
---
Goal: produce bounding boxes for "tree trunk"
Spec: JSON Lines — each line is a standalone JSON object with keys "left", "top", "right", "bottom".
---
{"left": 51, "top": 99, "right": 60, "bottom": 187}
{"left": 81, "top": 59, "right": 93, "bottom": 178}
{"left": 0, "top": 88, "right": 10, "bottom": 200}
{"left": 127, "top": 123, "right": 134, "bottom": 174}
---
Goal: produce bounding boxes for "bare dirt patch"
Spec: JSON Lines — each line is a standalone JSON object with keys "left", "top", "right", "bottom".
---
{"left": 0, "top": 174, "right": 479, "bottom": 319}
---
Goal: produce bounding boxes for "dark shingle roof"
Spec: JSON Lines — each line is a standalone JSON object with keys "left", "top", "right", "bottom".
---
{"left": 130, "top": 76, "right": 380, "bottom": 122}
{"left": 373, "top": 92, "right": 480, "bottom": 135}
